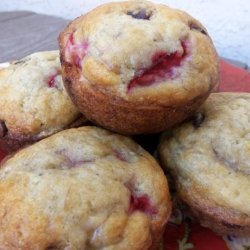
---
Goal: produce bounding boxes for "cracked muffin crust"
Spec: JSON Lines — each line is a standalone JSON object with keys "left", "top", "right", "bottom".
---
{"left": 59, "top": 0, "right": 219, "bottom": 135}
{"left": 158, "top": 93, "right": 250, "bottom": 236}
{"left": 0, "top": 51, "right": 87, "bottom": 152}
{"left": 0, "top": 126, "right": 171, "bottom": 249}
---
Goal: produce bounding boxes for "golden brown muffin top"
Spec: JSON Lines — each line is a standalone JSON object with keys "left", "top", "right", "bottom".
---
{"left": 59, "top": 0, "right": 218, "bottom": 105}
{"left": 159, "top": 93, "right": 250, "bottom": 216}
{"left": 0, "top": 51, "right": 80, "bottom": 138}
{"left": 0, "top": 126, "right": 171, "bottom": 249}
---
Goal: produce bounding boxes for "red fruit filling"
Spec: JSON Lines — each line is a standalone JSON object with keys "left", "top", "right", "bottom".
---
{"left": 47, "top": 73, "right": 59, "bottom": 88}
{"left": 66, "top": 32, "right": 88, "bottom": 68}
{"left": 113, "top": 149, "right": 128, "bottom": 162}
{"left": 129, "top": 193, "right": 157, "bottom": 216}
{"left": 127, "top": 42, "right": 188, "bottom": 91}
{"left": 56, "top": 150, "right": 94, "bottom": 169}
{"left": 64, "top": 157, "right": 94, "bottom": 169}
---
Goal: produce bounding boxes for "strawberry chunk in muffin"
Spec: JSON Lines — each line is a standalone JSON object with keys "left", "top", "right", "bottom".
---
{"left": 59, "top": 1, "right": 218, "bottom": 134}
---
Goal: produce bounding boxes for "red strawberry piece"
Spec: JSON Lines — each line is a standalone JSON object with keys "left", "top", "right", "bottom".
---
{"left": 129, "top": 193, "right": 157, "bottom": 216}
{"left": 47, "top": 73, "right": 59, "bottom": 88}
{"left": 113, "top": 149, "right": 128, "bottom": 162}
{"left": 66, "top": 32, "right": 88, "bottom": 68}
{"left": 128, "top": 42, "right": 188, "bottom": 91}
{"left": 55, "top": 149, "right": 94, "bottom": 169}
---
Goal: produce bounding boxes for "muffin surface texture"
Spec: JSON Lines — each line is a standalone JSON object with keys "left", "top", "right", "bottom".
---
{"left": 159, "top": 93, "right": 250, "bottom": 235}
{"left": 59, "top": 1, "right": 219, "bottom": 134}
{"left": 0, "top": 126, "right": 171, "bottom": 249}
{"left": 0, "top": 51, "right": 84, "bottom": 151}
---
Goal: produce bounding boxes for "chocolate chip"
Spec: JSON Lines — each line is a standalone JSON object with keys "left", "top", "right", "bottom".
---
{"left": 127, "top": 9, "right": 152, "bottom": 20}
{"left": 192, "top": 112, "right": 205, "bottom": 128}
{"left": 189, "top": 22, "right": 207, "bottom": 35}
{"left": 0, "top": 120, "right": 8, "bottom": 137}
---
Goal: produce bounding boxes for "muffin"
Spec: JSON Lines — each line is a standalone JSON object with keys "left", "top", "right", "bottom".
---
{"left": 0, "top": 51, "right": 87, "bottom": 152}
{"left": 0, "top": 126, "right": 171, "bottom": 249}
{"left": 59, "top": 0, "right": 219, "bottom": 135}
{"left": 158, "top": 93, "right": 250, "bottom": 235}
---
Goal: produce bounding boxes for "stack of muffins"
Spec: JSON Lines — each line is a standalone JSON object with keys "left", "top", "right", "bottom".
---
{"left": 0, "top": 1, "right": 249, "bottom": 249}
